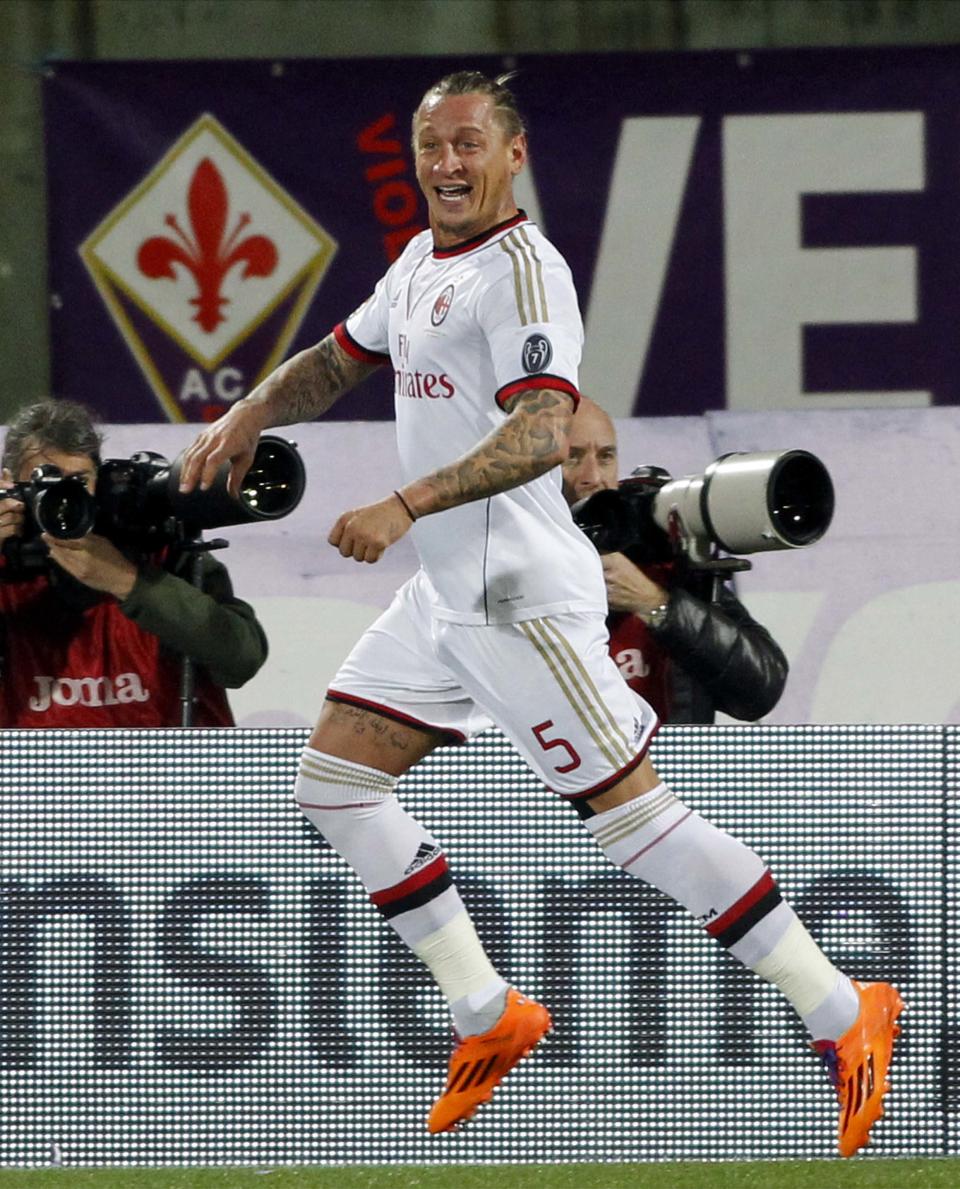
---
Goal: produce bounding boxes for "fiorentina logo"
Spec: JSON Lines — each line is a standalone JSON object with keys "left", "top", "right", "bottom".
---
{"left": 80, "top": 113, "right": 337, "bottom": 421}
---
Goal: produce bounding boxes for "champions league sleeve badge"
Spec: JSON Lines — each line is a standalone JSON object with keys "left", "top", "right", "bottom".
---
{"left": 521, "top": 333, "right": 553, "bottom": 374}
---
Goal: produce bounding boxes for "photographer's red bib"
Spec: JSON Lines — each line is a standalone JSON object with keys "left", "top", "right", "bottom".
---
{"left": 0, "top": 568, "right": 233, "bottom": 728}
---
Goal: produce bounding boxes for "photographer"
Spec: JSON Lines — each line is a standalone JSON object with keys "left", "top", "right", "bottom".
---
{"left": 562, "top": 397, "right": 787, "bottom": 723}
{"left": 0, "top": 400, "right": 268, "bottom": 727}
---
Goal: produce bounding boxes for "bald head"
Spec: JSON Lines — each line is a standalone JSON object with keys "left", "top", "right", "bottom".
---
{"left": 561, "top": 396, "right": 619, "bottom": 506}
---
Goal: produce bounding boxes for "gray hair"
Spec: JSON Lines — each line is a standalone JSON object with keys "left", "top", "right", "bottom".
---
{"left": 2, "top": 399, "right": 103, "bottom": 476}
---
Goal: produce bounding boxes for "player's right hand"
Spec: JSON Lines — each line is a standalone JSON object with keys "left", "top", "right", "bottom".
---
{"left": 178, "top": 402, "right": 267, "bottom": 499}
{"left": 0, "top": 489, "right": 26, "bottom": 546}
{"left": 328, "top": 494, "right": 414, "bottom": 564}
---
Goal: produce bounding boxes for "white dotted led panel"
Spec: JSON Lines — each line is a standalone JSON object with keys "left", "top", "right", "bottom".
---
{"left": 945, "top": 725, "right": 959, "bottom": 1156}
{"left": 0, "top": 726, "right": 946, "bottom": 1165}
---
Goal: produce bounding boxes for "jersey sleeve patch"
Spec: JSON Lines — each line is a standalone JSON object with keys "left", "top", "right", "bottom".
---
{"left": 495, "top": 374, "right": 581, "bottom": 411}
{"left": 333, "top": 321, "right": 391, "bottom": 367}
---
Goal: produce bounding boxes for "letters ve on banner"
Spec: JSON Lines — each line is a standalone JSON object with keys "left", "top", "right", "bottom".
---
{"left": 44, "top": 50, "right": 959, "bottom": 421}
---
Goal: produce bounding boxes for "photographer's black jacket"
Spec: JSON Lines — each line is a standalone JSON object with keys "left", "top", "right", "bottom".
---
{"left": 610, "top": 571, "right": 788, "bottom": 724}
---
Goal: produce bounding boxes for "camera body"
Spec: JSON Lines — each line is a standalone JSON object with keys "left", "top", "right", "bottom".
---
{"left": 2, "top": 435, "right": 306, "bottom": 572}
{"left": 4, "top": 466, "right": 97, "bottom": 546}
{"left": 572, "top": 449, "right": 835, "bottom": 568}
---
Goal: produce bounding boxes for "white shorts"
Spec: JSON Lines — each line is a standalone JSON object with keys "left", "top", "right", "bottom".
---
{"left": 327, "top": 572, "right": 659, "bottom": 804}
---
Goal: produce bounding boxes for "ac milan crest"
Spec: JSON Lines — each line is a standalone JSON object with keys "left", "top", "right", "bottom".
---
{"left": 431, "top": 284, "right": 454, "bottom": 327}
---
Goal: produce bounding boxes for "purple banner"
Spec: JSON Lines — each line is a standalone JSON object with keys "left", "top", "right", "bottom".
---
{"left": 44, "top": 48, "right": 960, "bottom": 422}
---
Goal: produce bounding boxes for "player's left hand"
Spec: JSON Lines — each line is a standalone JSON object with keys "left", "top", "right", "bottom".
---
{"left": 42, "top": 532, "right": 139, "bottom": 599}
{"left": 601, "top": 552, "right": 669, "bottom": 616}
{"left": 328, "top": 494, "right": 413, "bottom": 564}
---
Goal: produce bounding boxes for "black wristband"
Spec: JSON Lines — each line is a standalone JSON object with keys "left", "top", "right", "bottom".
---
{"left": 394, "top": 489, "right": 417, "bottom": 522}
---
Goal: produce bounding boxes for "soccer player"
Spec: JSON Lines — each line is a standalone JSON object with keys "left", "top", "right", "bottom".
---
{"left": 178, "top": 71, "right": 902, "bottom": 1154}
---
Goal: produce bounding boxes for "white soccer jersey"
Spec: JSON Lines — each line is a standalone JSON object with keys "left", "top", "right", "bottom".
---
{"left": 335, "top": 212, "right": 606, "bottom": 625}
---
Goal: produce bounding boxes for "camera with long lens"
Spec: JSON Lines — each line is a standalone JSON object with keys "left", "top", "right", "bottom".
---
{"left": 572, "top": 449, "right": 834, "bottom": 568}
{"left": 2, "top": 434, "right": 306, "bottom": 571}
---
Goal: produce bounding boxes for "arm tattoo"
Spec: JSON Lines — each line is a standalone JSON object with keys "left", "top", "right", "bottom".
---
{"left": 249, "top": 334, "right": 378, "bottom": 424}
{"left": 409, "top": 388, "right": 574, "bottom": 515}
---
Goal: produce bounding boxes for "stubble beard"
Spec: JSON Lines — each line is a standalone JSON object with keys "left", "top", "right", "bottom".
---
{"left": 432, "top": 206, "right": 482, "bottom": 245}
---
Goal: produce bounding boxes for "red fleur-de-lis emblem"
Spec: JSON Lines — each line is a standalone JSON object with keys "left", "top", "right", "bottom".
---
{"left": 137, "top": 157, "right": 278, "bottom": 332}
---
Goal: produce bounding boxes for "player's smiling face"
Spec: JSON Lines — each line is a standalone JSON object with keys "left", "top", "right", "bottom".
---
{"left": 414, "top": 92, "right": 526, "bottom": 248}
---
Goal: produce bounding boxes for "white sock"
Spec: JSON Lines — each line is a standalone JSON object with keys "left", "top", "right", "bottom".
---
{"left": 586, "top": 785, "right": 859, "bottom": 1041}
{"left": 295, "top": 747, "right": 506, "bottom": 1035}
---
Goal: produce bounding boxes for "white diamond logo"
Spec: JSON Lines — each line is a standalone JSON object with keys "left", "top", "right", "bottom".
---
{"left": 80, "top": 113, "right": 336, "bottom": 417}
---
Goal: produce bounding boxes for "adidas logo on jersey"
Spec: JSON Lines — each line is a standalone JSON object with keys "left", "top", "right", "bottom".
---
{"left": 29, "top": 673, "right": 151, "bottom": 712}
{"left": 404, "top": 841, "right": 442, "bottom": 876}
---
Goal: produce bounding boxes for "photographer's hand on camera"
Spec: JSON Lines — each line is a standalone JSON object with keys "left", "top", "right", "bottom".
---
{"left": 42, "top": 532, "right": 138, "bottom": 599}
{"left": 601, "top": 552, "right": 670, "bottom": 623}
{"left": 0, "top": 491, "right": 25, "bottom": 547}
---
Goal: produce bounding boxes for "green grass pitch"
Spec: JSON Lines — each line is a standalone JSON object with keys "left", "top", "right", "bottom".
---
{"left": 0, "top": 1162, "right": 956, "bottom": 1188}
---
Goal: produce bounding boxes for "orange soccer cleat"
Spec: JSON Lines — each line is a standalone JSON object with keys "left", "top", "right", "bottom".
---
{"left": 426, "top": 988, "right": 552, "bottom": 1133}
{"left": 814, "top": 980, "right": 904, "bottom": 1158}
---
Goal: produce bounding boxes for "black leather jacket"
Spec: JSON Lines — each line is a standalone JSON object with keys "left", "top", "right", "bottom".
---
{"left": 644, "top": 571, "right": 788, "bottom": 724}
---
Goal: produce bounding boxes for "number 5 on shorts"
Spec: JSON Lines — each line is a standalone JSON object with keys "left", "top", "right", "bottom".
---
{"left": 531, "top": 719, "right": 582, "bottom": 774}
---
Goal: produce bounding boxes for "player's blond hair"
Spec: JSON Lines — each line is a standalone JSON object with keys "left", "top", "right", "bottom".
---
{"left": 413, "top": 70, "right": 527, "bottom": 142}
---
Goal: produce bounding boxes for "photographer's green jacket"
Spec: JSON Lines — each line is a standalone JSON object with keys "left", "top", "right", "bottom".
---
{"left": 120, "top": 547, "right": 267, "bottom": 690}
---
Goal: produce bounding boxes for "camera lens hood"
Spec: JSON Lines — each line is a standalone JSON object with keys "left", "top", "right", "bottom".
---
{"left": 164, "top": 434, "right": 307, "bottom": 531}
{"left": 651, "top": 449, "right": 834, "bottom": 560}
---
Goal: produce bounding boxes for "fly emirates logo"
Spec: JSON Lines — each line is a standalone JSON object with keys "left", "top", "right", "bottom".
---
{"left": 29, "top": 674, "right": 150, "bottom": 713}
{"left": 394, "top": 334, "right": 455, "bottom": 400}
